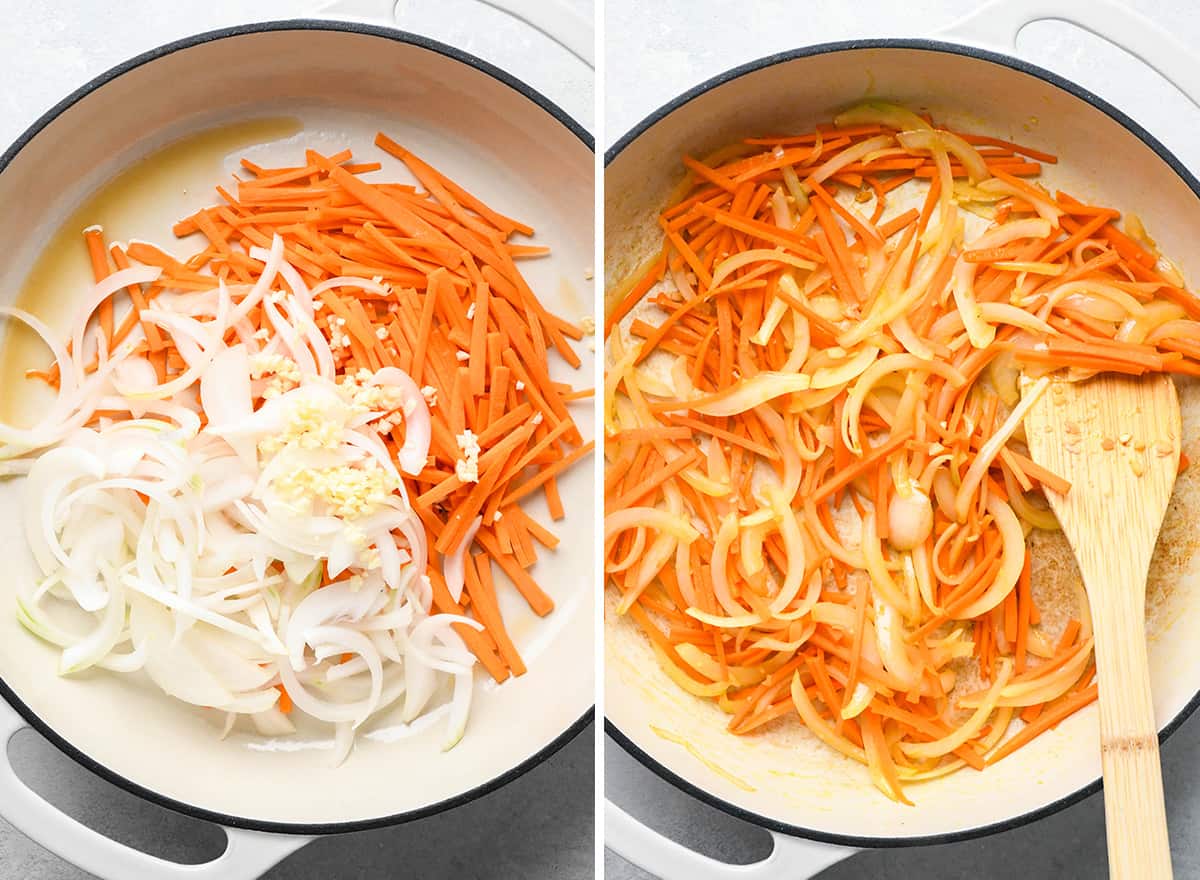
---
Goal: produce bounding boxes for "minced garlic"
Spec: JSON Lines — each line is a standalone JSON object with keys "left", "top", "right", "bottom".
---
{"left": 455, "top": 429, "right": 481, "bottom": 483}
{"left": 273, "top": 458, "right": 398, "bottom": 519}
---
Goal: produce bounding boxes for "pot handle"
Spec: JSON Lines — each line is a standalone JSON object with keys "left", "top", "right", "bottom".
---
{"left": 318, "top": 0, "right": 594, "bottom": 68}
{"left": 606, "top": 801, "right": 857, "bottom": 880}
{"left": 0, "top": 701, "right": 309, "bottom": 880}
{"left": 943, "top": 0, "right": 1200, "bottom": 107}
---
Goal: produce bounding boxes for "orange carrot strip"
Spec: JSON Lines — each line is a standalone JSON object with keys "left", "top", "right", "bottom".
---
{"left": 466, "top": 554, "right": 526, "bottom": 675}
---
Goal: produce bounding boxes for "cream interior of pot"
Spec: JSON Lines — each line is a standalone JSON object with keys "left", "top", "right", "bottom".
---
{"left": 0, "top": 27, "right": 595, "bottom": 825}
{"left": 605, "top": 45, "right": 1200, "bottom": 840}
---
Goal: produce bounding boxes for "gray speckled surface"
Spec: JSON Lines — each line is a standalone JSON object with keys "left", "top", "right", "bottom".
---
{"left": 0, "top": 1, "right": 594, "bottom": 878}
{"left": 3, "top": 721, "right": 594, "bottom": 879}
{"left": 604, "top": 0, "right": 1200, "bottom": 877}
{"left": 606, "top": 716, "right": 1200, "bottom": 879}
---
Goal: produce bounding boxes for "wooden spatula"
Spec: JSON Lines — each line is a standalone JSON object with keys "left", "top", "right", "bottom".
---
{"left": 1023, "top": 372, "right": 1177, "bottom": 880}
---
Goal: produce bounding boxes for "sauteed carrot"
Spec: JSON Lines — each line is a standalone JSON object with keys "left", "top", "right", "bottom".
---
{"left": 605, "top": 102, "right": 1196, "bottom": 801}
{"left": 7, "top": 133, "right": 590, "bottom": 756}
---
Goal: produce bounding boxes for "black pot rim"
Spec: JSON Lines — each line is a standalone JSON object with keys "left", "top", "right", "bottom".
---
{"left": 604, "top": 36, "right": 1200, "bottom": 849}
{"left": 0, "top": 17, "right": 594, "bottom": 837}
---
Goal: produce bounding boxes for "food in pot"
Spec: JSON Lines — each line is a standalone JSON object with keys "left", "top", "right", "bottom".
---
{"left": 604, "top": 102, "right": 1196, "bottom": 801}
{"left": 1, "top": 135, "right": 591, "bottom": 761}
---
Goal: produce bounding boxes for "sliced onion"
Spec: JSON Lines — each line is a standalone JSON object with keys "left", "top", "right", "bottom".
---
{"left": 370, "top": 367, "right": 430, "bottom": 475}
{"left": 4, "top": 244, "right": 472, "bottom": 756}
{"left": 443, "top": 516, "right": 482, "bottom": 604}
{"left": 809, "top": 135, "right": 893, "bottom": 186}
{"left": 954, "top": 376, "right": 1049, "bottom": 522}
{"left": 690, "top": 371, "right": 811, "bottom": 417}
{"left": 955, "top": 494, "right": 1027, "bottom": 619}
{"left": 979, "top": 177, "right": 1063, "bottom": 226}
{"left": 809, "top": 346, "right": 879, "bottom": 390}
{"left": 898, "top": 129, "right": 988, "bottom": 184}
{"left": 900, "top": 660, "right": 1014, "bottom": 759}
{"left": 835, "top": 101, "right": 930, "bottom": 132}
{"left": 604, "top": 507, "right": 699, "bottom": 543}
{"left": 791, "top": 671, "right": 866, "bottom": 763}
{"left": 711, "top": 249, "right": 815, "bottom": 289}
{"left": 69, "top": 266, "right": 162, "bottom": 385}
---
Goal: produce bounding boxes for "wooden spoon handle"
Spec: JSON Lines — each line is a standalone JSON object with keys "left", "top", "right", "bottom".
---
{"left": 1092, "top": 588, "right": 1172, "bottom": 879}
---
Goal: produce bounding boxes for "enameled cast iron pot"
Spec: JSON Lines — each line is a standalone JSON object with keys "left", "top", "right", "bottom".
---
{"left": 0, "top": 14, "right": 594, "bottom": 880}
{"left": 605, "top": 1, "right": 1200, "bottom": 876}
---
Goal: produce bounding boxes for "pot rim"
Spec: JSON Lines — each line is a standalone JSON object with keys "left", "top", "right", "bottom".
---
{"left": 604, "top": 36, "right": 1200, "bottom": 848}
{"left": 0, "top": 17, "right": 595, "bottom": 837}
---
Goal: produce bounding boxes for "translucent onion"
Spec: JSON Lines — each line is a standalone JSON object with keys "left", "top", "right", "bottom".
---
{"left": 791, "top": 671, "right": 866, "bottom": 763}
{"left": 954, "top": 219, "right": 1051, "bottom": 349}
{"left": 652, "top": 642, "right": 727, "bottom": 697}
{"left": 812, "top": 601, "right": 856, "bottom": 632}
{"left": 899, "top": 659, "right": 1013, "bottom": 759}
{"left": 809, "top": 346, "right": 879, "bottom": 390}
{"left": 604, "top": 507, "right": 699, "bottom": 543}
{"left": 840, "top": 681, "right": 874, "bottom": 720}
{"left": 955, "top": 494, "right": 1026, "bottom": 619}
{"left": 712, "top": 249, "right": 815, "bottom": 289}
{"left": 979, "top": 177, "right": 1062, "bottom": 227}
{"left": 676, "top": 642, "right": 761, "bottom": 687}
{"left": 897, "top": 129, "right": 988, "bottom": 184}
{"left": 977, "top": 303, "right": 1058, "bottom": 336}
{"left": 842, "top": 354, "right": 965, "bottom": 453}
{"left": 751, "top": 294, "right": 790, "bottom": 346}
{"left": 809, "top": 135, "right": 894, "bottom": 186}
{"left": 954, "top": 376, "right": 1049, "bottom": 522}
{"left": 992, "top": 260, "right": 1066, "bottom": 276}
{"left": 1120, "top": 302, "right": 1187, "bottom": 344}
{"left": 1000, "top": 465, "right": 1059, "bottom": 531}
{"left": 780, "top": 164, "right": 810, "bottom": 213}
{"left": 862, "top": 512, "right": 916, "bottom": 620}
{"left": 873, "top": 596, "right": 921, "bottom": 690}
{"left": 960, "top": 638, "right": 1094, "bottom": 708}
{"left": 710, "top": 513, "right": 747, "bottom": 617}
{"left": 618, "top": 533, "right": 678, "bottom": 614}
{"left": 887, "top": 489, "right": 933, "bottom": 552}
{"left": 834, "top": 101, "right": 931, "bottom": 133}
{"left": 689, "top": 371, "right": 811, "bottom": 416}
{"left": 1038, "top": 282, "right": 1145, "bottom": 321}
{"left": 685, "top": 606, "right": 764, "bottom": 628}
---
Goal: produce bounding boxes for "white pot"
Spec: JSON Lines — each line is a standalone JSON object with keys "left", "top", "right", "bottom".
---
{"left": 604, "top": 1, "right": 1200, "bottom": 876}
{"left": 0, "top": 17, "right": 595, "bottom": 880}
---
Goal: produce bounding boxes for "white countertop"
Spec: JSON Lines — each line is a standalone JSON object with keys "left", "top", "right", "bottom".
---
{"left": 604, "top": 0, "right": 1198, "bottom": 169}
{"left": 604, "top": 1, "right": 1200, "bottom": 878}
{"left": 0, "top": 0, "right": 594, "bottom": 140}
{"left": 0, "top": 2, "right": 593, "bottom": 879}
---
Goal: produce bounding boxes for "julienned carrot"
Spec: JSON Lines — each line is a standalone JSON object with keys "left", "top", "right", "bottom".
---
{"left": 466, "top": 553, "right": 526, "bottom": 675}
{"left": 605, "top": 102, "right": 1200, "bottom": 804}
{"left": 31, "top": 136, "right": 592, "bottom": 687}
{"left": 83, "top": 227, "right": 114, "bottom": 340}
{"left": 1002, "top": 448, "right": 1072, "bottom": 496}
{"left": 427, "top": 569, "right": 510, "bottom": 683}
{"left": 811, "top": 430, "right": 913, "bottom": 504}
{"left": 275, "top": 684, "right": 293, "bottom": 714}
{"left": 476, "top": 530, "right": 554, "bottom": 616}
{"left": 1015, "top": 552, "right": 1032, "bottom": 674}
{"left": 987, "top": 684, "right": 1099, "bottom": 765}
{"left": 437, "top": 423, "right": 537, "bottom": 554}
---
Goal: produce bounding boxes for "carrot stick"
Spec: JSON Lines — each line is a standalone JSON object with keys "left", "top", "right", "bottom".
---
{"left": 83, "top": 227, "right": 113, "bottom": 341}
{"left": 428, "top": 569, "right": 510, "bottom": 682}
{"left": 988, "top": 685, "right": 1099, "bottom": 765}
